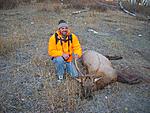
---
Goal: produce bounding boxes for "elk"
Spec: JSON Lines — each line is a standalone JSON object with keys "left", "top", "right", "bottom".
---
{"left": 75, "top": 50, "right": 144, "bottom": 99}
{"left": 75, "top": 50, "right": 141, "bottom": 99}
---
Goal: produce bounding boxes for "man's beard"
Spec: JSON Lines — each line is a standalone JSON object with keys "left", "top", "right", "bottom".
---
{"left": 62, "top": 31, "right": 67, "bottom": 36}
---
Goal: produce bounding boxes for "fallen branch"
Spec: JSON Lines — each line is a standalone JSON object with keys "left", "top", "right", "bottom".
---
{"left": 1, "top": 12, "right": 22, "bottom": 16}
{"left": 119, "top": 1, "right": 150, "bottom": 20}
{"left": 119, "top": 1, "right": 136, "bottom": 16}
{"left": 72, "top": 8, "right": 89, "bottom": 15}
{"left": 142, "top": 66, "right": 150, "bottom": 70}
{"left": 105, "top": 55, "right": 123, "bottom": 60}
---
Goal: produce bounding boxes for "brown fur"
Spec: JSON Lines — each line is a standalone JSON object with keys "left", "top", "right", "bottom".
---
{"left": 75, "top": 50, "right": 118, "bottom": 99}
{"left": 76, "top": 50, "right": 142, "bottom": 99}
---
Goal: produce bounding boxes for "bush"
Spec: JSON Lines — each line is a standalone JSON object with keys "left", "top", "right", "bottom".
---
{"left": 0, "top": 0, "right": 31, "bottom": 9}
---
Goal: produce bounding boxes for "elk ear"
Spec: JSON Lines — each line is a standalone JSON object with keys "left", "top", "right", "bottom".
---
{"left": 94, "top": 77, "right": 102, "bottom": 82}
{"left": 75, "top": 76, "right": 84, "bottom": 83}
{"left": 76, "top": 76, "right": 88, "bottom": 83}
{"left": 75, "top": 78, "right": 82, "bottom": 83}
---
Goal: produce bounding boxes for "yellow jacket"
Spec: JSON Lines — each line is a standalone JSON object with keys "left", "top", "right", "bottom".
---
{"left": 48, "top": 30, "right": 82, "bottom": 62}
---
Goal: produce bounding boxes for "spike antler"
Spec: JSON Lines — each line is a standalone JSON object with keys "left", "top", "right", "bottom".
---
{"left": 74, "top": 59, "right": 84, "bottom": 76}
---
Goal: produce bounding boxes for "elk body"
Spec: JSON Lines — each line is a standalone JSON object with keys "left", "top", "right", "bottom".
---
{"left": 75, "top": 50, "right": 118, "bottom": 99}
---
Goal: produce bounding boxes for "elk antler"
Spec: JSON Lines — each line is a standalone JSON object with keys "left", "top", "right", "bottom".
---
{"left": 74, "top": 59, "right": 84, "bottom": 76}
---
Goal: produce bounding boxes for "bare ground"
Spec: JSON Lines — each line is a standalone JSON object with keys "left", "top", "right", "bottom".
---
{"left": 0, "top": 2, "right": 150, "bottom": 113}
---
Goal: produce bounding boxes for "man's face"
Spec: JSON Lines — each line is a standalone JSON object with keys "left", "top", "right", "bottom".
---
{"left": 59, "top": 27, "right": 68, "bottom": 36}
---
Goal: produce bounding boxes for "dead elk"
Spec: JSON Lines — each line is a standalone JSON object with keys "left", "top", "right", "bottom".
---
{"left": 75, "top": 50, "right": 117, "bottom": 99}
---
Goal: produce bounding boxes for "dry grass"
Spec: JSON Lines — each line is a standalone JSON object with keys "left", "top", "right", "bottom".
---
{"left": 62, "top": 0, "right": 117, "bottom": 11}
{"left": 29, "top": 54, "right": 83, "bottom": 112}
{"left": 0, "top": 35, "right": 27, "bottom": 56}
{"left": 36, "top": 2, "right": 63, "bottom": 13}
{"left": 11, "top": 53, "right": 82, "bottom": 112}
{"left": 1, "top": 0, "right": 149, "bottom": 112}
{"left": 0, "top": 0, "right": 117, "bottom": 12}
{"left": 12, "top": 55, "right": 82, "bottom": 112}
{"left": 0, "top": 0, "right": 31, "bottom": 9}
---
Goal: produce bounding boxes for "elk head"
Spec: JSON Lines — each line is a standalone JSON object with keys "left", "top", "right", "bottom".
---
{"left": 74, "top": 59, "right": 104, "bottom": 99}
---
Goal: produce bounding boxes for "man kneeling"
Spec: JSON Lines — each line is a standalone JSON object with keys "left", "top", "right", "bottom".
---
{"left": 48, "top": 20, "right": 82, "bottom": 82}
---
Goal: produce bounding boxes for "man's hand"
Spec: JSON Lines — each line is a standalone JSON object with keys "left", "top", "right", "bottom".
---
{"left": 62, "top": 53, "right": 69, "bottom": 60}
{"left": 74, "top": 54, "right": 79, "bottom": 60}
